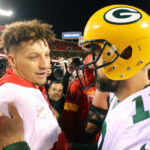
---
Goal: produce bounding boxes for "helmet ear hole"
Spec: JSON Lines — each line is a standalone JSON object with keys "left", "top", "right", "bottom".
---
{"left": 120, "top": 46, "right": 132, "bottom": 60}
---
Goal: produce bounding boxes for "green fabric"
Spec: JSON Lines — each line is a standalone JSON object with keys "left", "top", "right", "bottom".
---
{"left": 72, "top": 143, "right": 97, "bottom": 150}
{"left": 3, "top": 142, "right": 30, "bottom": 150}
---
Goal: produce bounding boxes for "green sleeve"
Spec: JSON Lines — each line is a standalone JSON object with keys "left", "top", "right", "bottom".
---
{"left": 3, "top": 142, "right": 30, "bottom": 150}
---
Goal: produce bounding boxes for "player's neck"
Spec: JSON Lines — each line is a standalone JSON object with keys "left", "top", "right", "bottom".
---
{"left": 115, "top": 70, "right": 149, "bottom": 101}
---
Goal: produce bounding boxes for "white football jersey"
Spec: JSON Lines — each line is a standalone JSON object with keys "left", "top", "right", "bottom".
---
{"left": 0, "top": 82, "right": 61, "bottom": 150}
{"left": 97, "top": 86, "right": 150, "bottom": 150}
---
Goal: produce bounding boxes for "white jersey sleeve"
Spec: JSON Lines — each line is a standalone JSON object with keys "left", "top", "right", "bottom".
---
{"left": 97, "top": 86, "right": 150, "bottom": 150}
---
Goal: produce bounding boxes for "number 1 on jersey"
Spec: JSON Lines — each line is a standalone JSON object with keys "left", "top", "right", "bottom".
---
{"left": 132, "top": 96, "right": 150, "bottom": 124}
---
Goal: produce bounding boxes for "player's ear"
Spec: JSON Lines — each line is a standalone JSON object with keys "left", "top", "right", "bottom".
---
{"left": 8, "top": 54, "right": 17, "bottom": 69}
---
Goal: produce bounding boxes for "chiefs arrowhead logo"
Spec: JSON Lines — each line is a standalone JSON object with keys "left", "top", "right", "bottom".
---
{"left": 36, "top": 105, "right": 47, "bottom": 119}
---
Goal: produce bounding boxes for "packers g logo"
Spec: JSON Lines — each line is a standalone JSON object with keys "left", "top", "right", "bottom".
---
{"left": 104, "top": 7, "right": 142, "bottom": 24}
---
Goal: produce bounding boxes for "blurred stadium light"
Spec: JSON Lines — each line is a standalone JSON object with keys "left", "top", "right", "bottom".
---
{"left": 0, "top": 8, "right": 13, "bottom": 16}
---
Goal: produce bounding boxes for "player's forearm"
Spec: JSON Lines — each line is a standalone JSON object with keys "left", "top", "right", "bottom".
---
{"left": 92, "top": 89, "right": 109, "bottom": 110}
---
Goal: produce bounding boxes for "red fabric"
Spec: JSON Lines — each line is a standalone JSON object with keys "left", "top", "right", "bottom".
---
{"left": 82, "top": 54, "right": 96, "bottom": 89}
{"left": 83, "top": 54, "right": 92, "bottom": 65}
{"left": 51, "top": 131, "right": 68, "bottom": 150}
{"left": 0, "top": 69, "right": 38, "bottom": 88}
{"left": 63, "top": 79, "right": 89, "bottom": 143}
{"left": 63, "top": 58, "right": 98, "bottom": 143}
{"left": 63, "top": 78, "right": 97, "bottom": 143}
{"left": 82, "top": 63, "right": 96, "bottom": 108}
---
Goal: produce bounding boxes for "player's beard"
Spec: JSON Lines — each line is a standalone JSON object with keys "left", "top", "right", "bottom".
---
{"left": 96, "top": 74, "right": 121, "bottom": 93}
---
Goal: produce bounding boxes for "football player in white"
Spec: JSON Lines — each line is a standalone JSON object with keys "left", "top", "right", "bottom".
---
{"left": 79, "top": 4, "right": 150, "bottom": 150}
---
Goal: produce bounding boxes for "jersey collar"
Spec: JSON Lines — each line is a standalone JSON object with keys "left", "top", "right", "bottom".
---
{"left": 0, "top": 68, "right": 44, "bottom": 90}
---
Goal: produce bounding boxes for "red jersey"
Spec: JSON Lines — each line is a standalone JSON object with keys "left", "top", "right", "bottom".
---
{"left": 63, "top": 79, "right": 89, "bottom": 143}
{"left": 63, "top": 54, "right": 97, "bottom": 143}
{"left": 63, "top": 79, "right": 96, "bottom": 143}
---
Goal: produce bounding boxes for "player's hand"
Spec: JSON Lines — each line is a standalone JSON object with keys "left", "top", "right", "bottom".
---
{"left": 0, "top": 103, "right": 24, "bottom": 148}
{"left": 67, "top": 58, "right": 75, "bottom": 73}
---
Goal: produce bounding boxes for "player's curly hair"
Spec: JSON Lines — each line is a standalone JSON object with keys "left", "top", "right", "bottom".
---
{"left": 1, "top": 19, "right": 56, "bottom": 54}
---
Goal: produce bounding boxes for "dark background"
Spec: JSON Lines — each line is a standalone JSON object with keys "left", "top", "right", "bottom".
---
{"left": 0, "top": 0, "right": 149, "bottom": 39}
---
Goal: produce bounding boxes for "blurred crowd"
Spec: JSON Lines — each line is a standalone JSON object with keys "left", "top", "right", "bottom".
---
{"left": 45, "top": 54, "right": 99, "bottom": 143}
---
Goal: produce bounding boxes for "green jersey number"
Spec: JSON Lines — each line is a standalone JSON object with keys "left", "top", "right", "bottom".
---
{"left": 140, "top": 144, "right": 146, "bottom": 150}
{"left": 132, "top": 95, "right": 150, "bottom": 124}
{"left": 98, "top": 122, "right": 107, "bottom": 150}
{"left": 98, "top": 95, "right": 149, "bottom": 150}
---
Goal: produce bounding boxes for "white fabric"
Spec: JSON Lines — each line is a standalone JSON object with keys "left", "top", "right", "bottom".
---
{"left": 97, "top": 86, "right": 150, "bottom": 150}
{"left": 0, "top": 83, "right": 61, "bottom": 150}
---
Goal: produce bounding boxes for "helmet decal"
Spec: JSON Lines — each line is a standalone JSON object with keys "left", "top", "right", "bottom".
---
{"left": 104, "top": 7, "right": 142, "bottom": 24}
